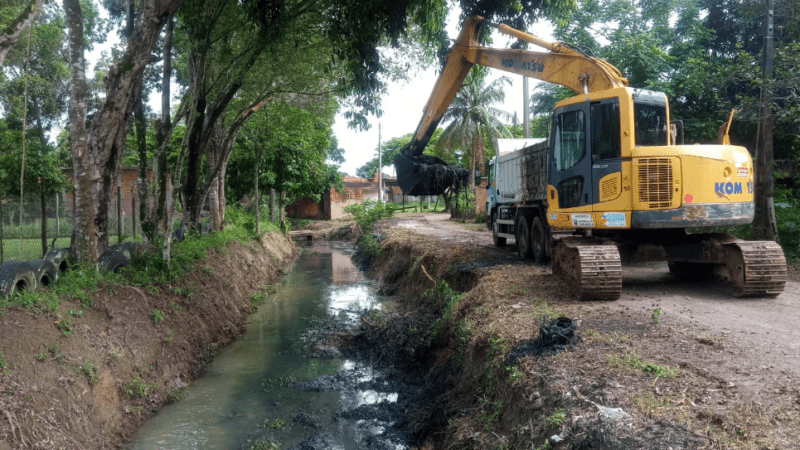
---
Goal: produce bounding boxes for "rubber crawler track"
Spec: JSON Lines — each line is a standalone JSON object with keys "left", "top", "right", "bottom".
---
{"left": 727, "top": 240, "right": 787, "bottom": 297}
{"left": 552, "top": 241, "right": 622, "bottom": 301}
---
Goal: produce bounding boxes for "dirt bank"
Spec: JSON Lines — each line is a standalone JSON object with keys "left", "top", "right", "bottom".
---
{"left": 0, "top": 232, "right": 296, "bottom": 450}
{"left": 357, "top": 213, "right": 800, "bottom": 450}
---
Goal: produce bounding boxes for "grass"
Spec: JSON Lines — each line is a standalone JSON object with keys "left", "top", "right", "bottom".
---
{"left": 606, "top": 352, "right": 680, "bottom": 378}
{"left": 121, "top": 377, "right": 149, "bottom": 399}
{"left": 151, "top": 309, "right": 165, "bottom": 324}
{"left": 545, "top": 408, "right": 567, "bottom": 427}
{"left": 1, "top": 237, "right": 71, "bottom": 262}
{"left": 0, "top": 215, "right": 282, "bottom": 317}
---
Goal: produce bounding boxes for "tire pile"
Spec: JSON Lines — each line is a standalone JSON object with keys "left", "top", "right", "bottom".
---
{"left": 0, "top": 247, "right": 70, "bottom": 299}
{"left": 0, "top": 242, "right": 154, "bottom": 299}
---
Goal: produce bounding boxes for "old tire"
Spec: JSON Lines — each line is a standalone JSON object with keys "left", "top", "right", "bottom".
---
{"left": 531, "top": 216, "right": 548, "bottom": 262}
{"left": 491, "top": 212, "right": 506, "bottom": 247}
{"left": 97, "top": 244, "right": 132, "bottom": 273}
{"left": 517, "top": 217, "right": 533, "bottom": 259}
{"left": 0, "top": 261, "right": 37, "bottom": 298}
{"left": 28, "top": 259, "right": 58, "bottom": 287}
{"left": 44, "top": 247, "right": 71, "bottom": 272}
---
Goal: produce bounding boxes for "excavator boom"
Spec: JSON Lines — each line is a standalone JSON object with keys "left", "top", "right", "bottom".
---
{"left": 396, "top": 15, "right": 628, "bottom": 195}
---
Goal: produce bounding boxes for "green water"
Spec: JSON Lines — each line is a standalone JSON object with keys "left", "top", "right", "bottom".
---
{"left": 126, "top": 245, "right": 382, "bottom": 449}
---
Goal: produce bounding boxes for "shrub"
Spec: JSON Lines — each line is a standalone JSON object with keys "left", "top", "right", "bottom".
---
{"left": 343, "top": 200, "right": 398, "bottom": 235}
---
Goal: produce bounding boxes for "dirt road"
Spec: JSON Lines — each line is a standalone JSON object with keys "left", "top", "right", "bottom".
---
{"left": 395, "top": 212, "right": 800, "bottom": 402}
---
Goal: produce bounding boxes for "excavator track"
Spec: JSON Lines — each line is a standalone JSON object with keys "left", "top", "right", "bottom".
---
{"left": 552, "top": 240, "right": 622, "bottom": 301}
{"left": 722, "top": 240, "right": 787, "bottom": 297}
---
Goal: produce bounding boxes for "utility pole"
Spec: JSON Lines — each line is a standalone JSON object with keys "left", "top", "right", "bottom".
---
{"left": 753, "top": 0, "right": 777, "bottom": 241}
{"left": 523, "top": 77, "right": 530, "bottom": 138}
{"left": 378, "top": 123, "right": 383, "bottom": 202}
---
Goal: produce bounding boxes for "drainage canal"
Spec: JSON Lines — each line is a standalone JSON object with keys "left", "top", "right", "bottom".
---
{"left": 126, "top": 243, "right": 405, "bottom": 449}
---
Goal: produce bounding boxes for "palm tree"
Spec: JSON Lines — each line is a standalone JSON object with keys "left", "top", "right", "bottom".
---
{"left": 437, "top": 67, "right": 513, "bottom": 190}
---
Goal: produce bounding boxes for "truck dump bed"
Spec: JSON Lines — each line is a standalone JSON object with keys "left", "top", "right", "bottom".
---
{"left": 496, "top": 141, "right": 549, "bottom": 205}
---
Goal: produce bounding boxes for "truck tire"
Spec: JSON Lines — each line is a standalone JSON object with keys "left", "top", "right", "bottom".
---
{"left": 0, "top": 261, "right": 37, "bottom": 298}
{"left": 492, "top": 212, "right": 506, "bottom": 247}
{"left": 44, "top": 247, "right": 71, "bottom": 272}
{"left": 517, "top": 217, "right": 533, "bottom": 258}
{"left": 531, "top": 216, "right": 548, "bottom": 262}
{"left": 27, "top": 259, "right": 58, "bottom": 287}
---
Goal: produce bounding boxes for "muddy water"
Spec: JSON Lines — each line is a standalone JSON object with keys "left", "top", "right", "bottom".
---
{"left": 126, "top": 244, "right": 392, "bottom": 449}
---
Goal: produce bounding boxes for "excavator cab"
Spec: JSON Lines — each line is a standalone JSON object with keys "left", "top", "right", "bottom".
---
{"left": 545, "top": 87, "right": 674, "bottom": 227}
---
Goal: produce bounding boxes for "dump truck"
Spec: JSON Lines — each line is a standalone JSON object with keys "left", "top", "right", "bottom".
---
{"left": 396, "top": 15, "right": 787, "bottom": 300}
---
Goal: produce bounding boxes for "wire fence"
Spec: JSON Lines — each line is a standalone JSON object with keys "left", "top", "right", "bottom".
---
{"left": 0, "top": 187, "right": 140, "bottom": 264}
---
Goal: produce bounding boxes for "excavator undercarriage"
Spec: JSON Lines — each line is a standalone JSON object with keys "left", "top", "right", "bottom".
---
{"left": 550, "top": 232, "right": 787, "bottom": 300}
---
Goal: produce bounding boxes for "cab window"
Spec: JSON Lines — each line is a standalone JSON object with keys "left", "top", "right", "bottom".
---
{"left": 634, "top": 103, "right": 667, "bottom": 146}
{"left": 591, "top": 100, "right": 620, "bottom": 160}
{"left": 553, "top": 110, "right": 585, "bottom": 171}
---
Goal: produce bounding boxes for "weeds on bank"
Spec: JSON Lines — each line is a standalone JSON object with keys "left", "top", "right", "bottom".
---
{"left": 78, "top": 359, "right": 99, "bottom": 384}
{"left": 247, "top": 438, "right": 281, "bottom": 450}
{"left": 425, "top": 280, "right": 464, "bottom": 344}
{"left": 151, "top": 309, "right": 165, "bottom": 324}
{"left": 263, "top": 418, "right": 288, "bottom": 429}
{"left": 0, "top": 351, "right": 8, "bottom": 374}
{"left": 545, "top": 408, "right": 567, "bottom": 427}
{"left": 606, "top": 352, "right": 680, "bottom": 378}
{"left": 529, "top": 297, "right": 558, "bottom": 319}
{"left": 122, "top": 377, "right": 149, "bottom": 399}
{"left": 345, "top": 200, "right": 398, "bottom": 258}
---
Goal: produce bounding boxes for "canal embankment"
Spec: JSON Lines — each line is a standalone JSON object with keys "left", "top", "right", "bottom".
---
{"left": 0, "top": 231, "right": 296, "bottom": 449}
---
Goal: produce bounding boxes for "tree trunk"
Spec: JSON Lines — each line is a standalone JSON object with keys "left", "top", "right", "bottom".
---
{"left": 270, "top": 188, "right": 276, "bottom": 222}
{"left": 63, "top": 0, "right": 96, "bottom": 263}
{"left": 0, "top": 0, "right": 44, "bottom": 67}
{"left": 279, "top": 190, "right": 286, "bottom": 224}
{"left": 753, "top": 117, "right": 777, "bottom": 240}
{"left": 85, "top": 0, "right": 183, "bottom": 256}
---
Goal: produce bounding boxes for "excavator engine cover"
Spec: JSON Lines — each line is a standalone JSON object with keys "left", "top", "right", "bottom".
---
{"left": 394, "top": 153, "right": 470, "bottom": 196}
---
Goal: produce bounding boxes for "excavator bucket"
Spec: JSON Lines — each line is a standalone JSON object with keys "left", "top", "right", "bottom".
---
{"left": 394, "top": 152, "right": 470, "bottom": 196}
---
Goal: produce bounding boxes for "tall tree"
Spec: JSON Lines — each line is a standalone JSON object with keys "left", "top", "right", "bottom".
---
{"left": 0, "top": 0, "right": 44, "bottom": 67}
{"left": 63, "top": 0, "right": 93, "bottom": 262}
{"left": 66, "top": 0, "right": 182, "bottom": 263}
{"left": 437, "top": 67, "right": 512, "bottom": 190}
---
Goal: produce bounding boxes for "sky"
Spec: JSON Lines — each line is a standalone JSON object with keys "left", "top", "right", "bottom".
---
{"left": 332, "top": 15, "right": 555, "bottom": 177}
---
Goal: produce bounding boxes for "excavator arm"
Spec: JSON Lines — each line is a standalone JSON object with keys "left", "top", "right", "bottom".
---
{"left": 396, "top": 15, "right": 628, "bottom": 195}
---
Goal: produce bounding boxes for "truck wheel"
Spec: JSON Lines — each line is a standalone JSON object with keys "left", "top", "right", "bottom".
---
{"left": 531, "top": 216, "right": 548, "bottom": 262}
{"left": 0, "top": 261, "right": 37, "bottom": 298}
{"left": 492, "top": 212, "right": 506, "bottom": 247}
{"left": 517, "top": 217, "right": 533, "bottom": 258}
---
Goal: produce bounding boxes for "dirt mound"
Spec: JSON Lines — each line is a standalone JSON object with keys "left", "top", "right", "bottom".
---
{"left": 0, "top": 233, "right": 296, "bottom": 449}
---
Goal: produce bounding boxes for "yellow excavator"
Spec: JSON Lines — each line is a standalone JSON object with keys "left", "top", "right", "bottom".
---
{"left": 395, "top": 15, "right": 787, "bottom": 300}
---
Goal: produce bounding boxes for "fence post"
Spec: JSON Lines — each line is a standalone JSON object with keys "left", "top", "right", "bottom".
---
{"left": 132, "top": 188, "right": 137, "bottom": 240}
{"left": 55, "top": 191, "right": 60, "bottom": 237}
{"left": 40, "top": 177, "right": 47, "bottom": 257}
{"left": 117, "top": 184, "right": 122, "bottom": 244}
